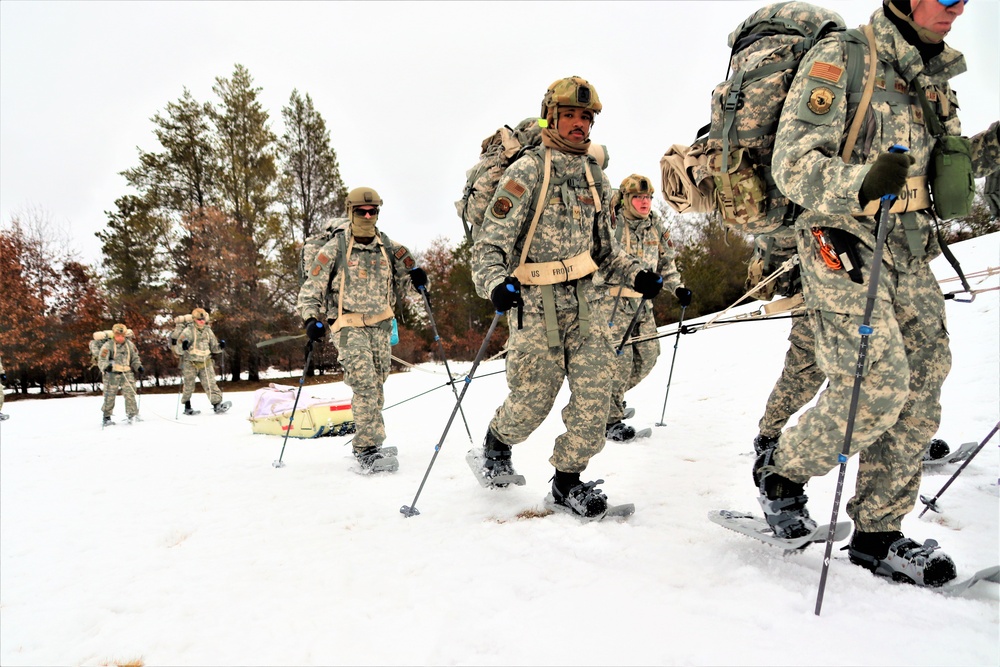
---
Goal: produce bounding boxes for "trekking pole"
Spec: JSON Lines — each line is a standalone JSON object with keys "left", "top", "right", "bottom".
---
{"left": 655, "top": 305, "right": 687, "bottom": 427}
{"left": 607, "top": 287, "right": 624, "bottom": 328}
{"left": 272, "top": 342, "right": 315, "bottom": 469}
{"left": 815, "top": 144, "right": 907, "bottom": 617}
{"left": 401, "top": 311, "right": 503, "bottom": 518}
{"left": 418, "top": 286, "right": 473, "bottom": 444}
{"left": 174, "top": 380, "right": 183, "bottom": 420}
{"left": 615, "top": 299, "right": 648, "bottom": 356}
{"left": 918, "top": 420, "right": 1000, "bottom": 517}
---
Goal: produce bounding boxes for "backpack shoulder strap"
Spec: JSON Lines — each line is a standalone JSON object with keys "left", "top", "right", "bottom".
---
{"left": 841, "top": 24, "right": 877, "bottom": 163}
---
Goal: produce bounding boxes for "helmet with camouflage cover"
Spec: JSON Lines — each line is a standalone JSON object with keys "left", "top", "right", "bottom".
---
{"left": 540, "top": 76, "right": 602, "bottom": 126}
{"left": 192, "top": 307, "right": 209, "bottom": 324}
{"left": 619, "top": 174, "right": 655, "bottom": 219}
{"left": 112, "top": 323, "right": 127, "bottom": 336}
{"left": 346, "top": 187, "right": 383, "bottom": 218}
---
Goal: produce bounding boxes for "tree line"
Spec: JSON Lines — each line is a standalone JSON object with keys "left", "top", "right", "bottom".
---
{"left": 2, "top": 63, "right": 997, "bottom": 395}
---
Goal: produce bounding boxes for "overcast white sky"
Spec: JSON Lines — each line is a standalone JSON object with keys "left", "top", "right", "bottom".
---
{"left": 2, "top": 0, "right": 998, "bottom": 267}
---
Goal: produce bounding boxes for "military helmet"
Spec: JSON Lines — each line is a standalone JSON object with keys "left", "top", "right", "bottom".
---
{"left": 346, "top": 187, "right": 383, "bottom": 217}
{"left": 620, "top": 174, "right": 655, "bottom": 197}
{"left": 192, "top": 307, "right": 209, "bottom": 321}
{"left": 112, "top": 323, "right": 127, "bottom": 336}
{"left": 540, "top": 76, "right": 603, "bottom": 119}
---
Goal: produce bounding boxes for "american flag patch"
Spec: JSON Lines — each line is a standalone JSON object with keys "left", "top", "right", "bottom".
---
{"left": 504, "top": 180, "right": 527, "bottom": 198}
{"left": 808, "top": 61, "right": 844, "bottom": 85}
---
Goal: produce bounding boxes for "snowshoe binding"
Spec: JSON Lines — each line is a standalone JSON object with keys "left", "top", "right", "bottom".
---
{"left": 354, "top": 446, "right": 398, "bottom": 474}
{"left": 467, "top": 431, "right": 526, "bottom": 488}
{"left": 212, "top": 401, "right": 232, "bottom": 414}
{"left": 923, "top": 438, "right": 950, "bottom": 461}
{"left": 125, "top": 415, "right": 143, "bottom": 424}
{"left": 545, "top": 471, "right": 609, "bottom": 520}
{"left": 102, "top": 415, "right": 115, "bottom": 427}
{"left": 847, "top": 531, "right": 957, "bottom": 587}
{"left": 753, "top": 433, "right": 779, "bottom": 456}
{"left": 183, "top": 401, "right": 200, "bottom": 416}
{"left": 606, "top": 421, "right": 636, "bottom": 442}
{"left": 0, "top": 412, "right": 10, "bottom": 421}
{"left": 753, "top": 449, "right": 816, "bottom": 539}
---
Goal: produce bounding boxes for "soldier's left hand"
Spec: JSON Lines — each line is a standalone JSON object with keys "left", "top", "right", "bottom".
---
{"left": 409, "top": 267, "right": 428, "bottom": 290}
{"left": 137, "top": 366, "right": 144, "bottom": 375}
{"left": 219, "top": 340, "right": 226, "bottom": 349}
{"left": 675, "top": 286, "right": 693, "bottom": 307}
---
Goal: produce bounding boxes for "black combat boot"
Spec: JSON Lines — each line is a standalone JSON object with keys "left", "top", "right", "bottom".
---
{"left": 753, "top": 448, "right": 816, "bottom": 539}
{"left": 847, "top": 530, "right": 957, "bottom": 587}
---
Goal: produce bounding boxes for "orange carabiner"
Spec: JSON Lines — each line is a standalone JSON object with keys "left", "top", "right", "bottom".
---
{"left": 811, "top": 228, "right": 843, "bottom": 271}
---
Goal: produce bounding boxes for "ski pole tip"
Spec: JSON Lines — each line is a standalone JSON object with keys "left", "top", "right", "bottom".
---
{"left": 400, "top": 505, "right": 420, "bottom": 518}
{"left": 272, "top": 460, "right": 285, "bottom": 469}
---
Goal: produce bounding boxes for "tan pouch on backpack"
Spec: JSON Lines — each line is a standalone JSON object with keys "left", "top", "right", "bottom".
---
{"left": 711, "top": 148, "right": 775, "bottom": 234}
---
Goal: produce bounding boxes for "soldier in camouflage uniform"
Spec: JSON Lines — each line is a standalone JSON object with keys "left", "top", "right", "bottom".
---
{"left": 297, "top": 186, "right": 426, "bottom": 473}
{"left": 596, "top": 173, "right": 690, "bottom": 442}
{"left": 98, "top": 323, "right": 144, "bottom": 426}
{"left": 0, "top": 356, "right": 7, "bottom": 420}
{"left": 471, "top": 76, "right": 664, "bottom": 518}
{"left": 756, "top": 0, "right": 1000, "bottom": 586}
{"left": 177, "top": 308, "right": 226, "bottom": 414}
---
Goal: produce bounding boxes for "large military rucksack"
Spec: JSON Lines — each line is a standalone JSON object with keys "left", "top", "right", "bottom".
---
{"left": 679, "top": 1, "right": 872, "bottom": 234}
{"left": 300, "top": 218, "right": 350, "bottom": 286}
{"left": 169, "top": 315, "right": 193, "bottom": 358}
{"left": 455, "top": 117, "right": 611, "bottom": 243}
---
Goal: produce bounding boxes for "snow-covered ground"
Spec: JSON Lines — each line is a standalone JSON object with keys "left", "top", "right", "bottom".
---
{"left": 1, "top": 234, "right": 997, "bottom": 666}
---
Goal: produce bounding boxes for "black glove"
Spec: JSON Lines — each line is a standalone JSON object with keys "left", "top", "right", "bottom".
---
{"left": 859, "top": 152, "right": 914, "bottom": 204}
{"left": 137, "top": 366, "right": 144, "bottom": 375}
{"left": 409, "top": 267, "right": 428, "bottom": 290}
{"left": 0, "top": 373, "right": 6, "bottom": 383}
{"left": 170, "top": 338, "right": 177, "bottom": 346}
{"left": 182, "top": 340, "right": 190, "bottom": 351}
{"left": 675, "top": 286, "right": 692, "bottom": 307}
{"left": 633, "top": 270, "right": 664, "bottom": 299}
{"left": 219, "top": 340, "right": 226, "bottom": 349}
{"left": 305, "top": 317, "right": 327, "bottom": 341}
{"left": 490, "top": 276, "right": 523, "bottom": 312}
{"left": 105, "top": 364, "right": 113, "bottom": 373}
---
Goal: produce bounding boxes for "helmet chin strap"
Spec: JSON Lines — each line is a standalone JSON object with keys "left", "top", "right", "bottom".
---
{"left": 887, "top": 0, "right": 947, "bottom": 44}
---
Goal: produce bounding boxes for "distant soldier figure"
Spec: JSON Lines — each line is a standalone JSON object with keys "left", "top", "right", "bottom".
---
{"left": 99, "top": 323, "right": 143, "bottom": 426}
{"left": 471, "top": 76, "right": 663, "bottom": 518}
{"left": 755, "top": 0, "right": 999, "bottom": 586}
{"left": 177, "top": 308, "right": 229, "bottom": 415}
{"left": 297, "top": 186, "right": 426, "bottom": 473}
{"left": 597, "top": 173, "right": 690, "bottom": 442}
{"left": 0, "top": 356, "right": 8, "bottom": 421}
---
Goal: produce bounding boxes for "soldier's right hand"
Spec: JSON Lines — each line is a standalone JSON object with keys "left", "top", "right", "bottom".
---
{"left": 182, "top": 340, "right": 190, "bottom": 351}
{"left": 305, "top": 317, "right": 327, "bottom": 341}
{"left": 104, "top": 364, "right": 113, "bottom": 373}
{"left": 859, "top": 151, "right": 914, "bottom": 205}
{"left": 490, "top": 276, "right": 523, "bottom": 312}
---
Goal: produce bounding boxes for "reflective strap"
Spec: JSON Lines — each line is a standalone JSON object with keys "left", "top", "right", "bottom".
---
{"left": 541, "top": 285, "right": 560, "bottom": 348}
{"left": 576, "top": 282, "right": 591, "bottom": 341}
{"left": 329, "top": 307, "right": 395, "bottom": 334}
{"left": 857, "top": 176, "right": 931, "bottom": 215}
{"left": 609, "top": 285, "right": 643, "bottom": 299}
{"left": 511, "top": 251, "right": 598, "bottom": 286}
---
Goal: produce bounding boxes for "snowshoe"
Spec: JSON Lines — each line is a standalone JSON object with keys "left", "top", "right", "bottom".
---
{"left": 546, "top": 475, "right": 609, "bottom": 520}
{"left": 753, "top": 433, "right": 778, "bottom": 456}
{"left": 468, "top": 431, "right": 526, "bottom": 488}
{"left": 0, "top": 412, "right": 9, "bottom": 421}
{"left": 102, "top": 415, "right": 115, "bottom": 427}
{"left": 623, "top": 406, "right": 635, "bottom": 420}
{"left": 847, "top": 531, "right": 957, "bottom": 587}
{"left": 183, "top": 406, "right": 201, "bottom": 416}
{"left": 753, "top": 449, "right": 816, "bottom": 539}
{"left": 354, "top": 446, "right": 398, "bottom": 474}
{"left": 606, "top": 421, "right": 636, "bottom": 442}
{"left": 125, "top": 415, "right": 143, "bottom": 424}
{"left": 923, "top": 438, "right": 950, "bottom": 461}
{"left": 212, "top": 401, "right": 232, "bottom": 414}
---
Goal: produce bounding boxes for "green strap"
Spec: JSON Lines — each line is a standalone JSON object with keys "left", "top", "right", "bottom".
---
{"left": 915, "top": 85, "right": 946, "bottom": 139}
{"left": 541, "top": 285, "right": 559, "bottom": 348}
{"left": 576, "top": 282, "right": 591, "bottom": 341}
{"left": 899, "top": 211, "right": 926, "bottom": 259}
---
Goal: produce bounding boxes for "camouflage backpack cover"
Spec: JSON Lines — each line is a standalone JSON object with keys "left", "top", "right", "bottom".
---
{"left": 169, "top": 315, "right": 193, "bottom": 358}
{"left": 89, "top": 328, "right": 133, "bottom": 369}
{"left": 702, "top": 1, "right": 867, "bottom": 234}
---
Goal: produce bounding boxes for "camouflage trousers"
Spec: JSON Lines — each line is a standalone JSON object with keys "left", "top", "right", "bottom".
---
{"left": 770, "top": 234, "right": 951, "bottom": 532}
{"left": 335, "top": 326, "right": 391, "bottom": 452}
{"left": 102, "top": 371, "right": 139, "bottom": 418}
{"left": 608, "top": 302, "right": 660, "bottom": 424}
{"left": 489, "top": 302, "right": 615, "bottom": 474}
{"left": 757, "top": 312, "right": 826, "bottom": 438}
{"left": 181, "top": 359, "right": 222, "bottom": 405}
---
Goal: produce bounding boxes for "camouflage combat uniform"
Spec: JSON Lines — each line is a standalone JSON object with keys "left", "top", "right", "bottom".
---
{"left": 767, "top": 8, "right": 1000, "bottom": 532}
{"left": 594, "top": 208, "right": 684, "bottom": 425}
{"left": 298, "top": 222, "right": 416, "bottom": 454}
{"left": 178, "top": 322, "right": 223, "bottom": 407}
{"left": 99, "top": 337, "right": 142, "bottom": 419}
{"left": 472, "top": 148, "right": 643, "bottom": 473}
{"left": 749, "top": 232, "right": 826, "bottom": 440}
{"left": 0, "top": 357, "right": 6, "bottom": 414}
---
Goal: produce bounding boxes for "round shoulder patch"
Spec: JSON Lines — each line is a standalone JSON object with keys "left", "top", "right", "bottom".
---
{"left": 807, "top": 86, "right": 835, "bottom": 115}
{"left": 492, "top": 197, "right": 513, "bottom": 219}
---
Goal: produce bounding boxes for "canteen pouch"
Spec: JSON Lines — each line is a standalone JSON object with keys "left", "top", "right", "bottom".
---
{"left": 929, "top": 135, "right": 974, "bottom": 220}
